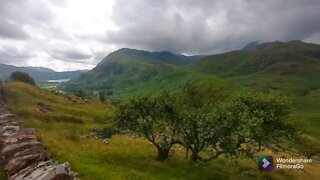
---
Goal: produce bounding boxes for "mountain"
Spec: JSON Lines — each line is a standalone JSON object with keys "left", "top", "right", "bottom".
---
{"left": 241, "top": 41, "right": 259, "bottom": 51}
{"left": 197, "top": 40, "right": 320, "bottom": 76}
{"left": 95, "top": 48, "right": 205, "bottom": 66}
{"left": 62, "top": 41, "right": 320, "bottom": 98}
{"left": 61, "top": 48, "right": 205, "bottom": 92}
{"left": 0, "top": 64, "right": 87, "bottom": 82}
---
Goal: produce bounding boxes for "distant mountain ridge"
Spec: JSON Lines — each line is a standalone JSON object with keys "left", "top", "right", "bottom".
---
{"left": 0, "top": 63, "right": 87, "bottom": 82}
{"left": 62, "top": 40, "right": 320, "bottom": 98}
{"left": 97, "top": 48, "right": 205, "bottom": 66}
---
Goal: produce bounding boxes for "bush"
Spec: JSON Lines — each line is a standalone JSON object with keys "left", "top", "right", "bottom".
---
{"left": 10, "top": 71, "right": 35, "bottom": 85}
{"left": 99, "top": 126, "right": 116, "bottom": 138}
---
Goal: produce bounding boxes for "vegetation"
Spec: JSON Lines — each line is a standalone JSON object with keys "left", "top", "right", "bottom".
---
{"left": 10, "top": 71, "right": 35, "bottom": 85}
{"left": 116, "top": 83, "right": 301, "bottom": 163}
{"left": 116, "top": 92, "right": 180, "bottom": 161}
{"left": 99, "top": 90, "right": 106, "bottom": 103}
{"left": 3, "top": 82, "right": 320, "bottom": 179}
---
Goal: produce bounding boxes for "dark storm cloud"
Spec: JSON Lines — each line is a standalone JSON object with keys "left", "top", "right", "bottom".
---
{"left": 107, "top": 0, "right": 320, "bottom": 54}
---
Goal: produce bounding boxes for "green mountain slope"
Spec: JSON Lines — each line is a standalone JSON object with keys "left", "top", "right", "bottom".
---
{"left": 197, "top": 40, "right": 320, "bottom": 77}
{"left": 62, "top": 41, "right": 320, "bottom": 98}
{"left": 61, "top": 48, "right": 206, "bottom": 94}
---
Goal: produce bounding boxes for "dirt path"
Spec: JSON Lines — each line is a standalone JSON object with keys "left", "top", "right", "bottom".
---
{"left": 0, "top": 84, "right": 77, "bottom": 179}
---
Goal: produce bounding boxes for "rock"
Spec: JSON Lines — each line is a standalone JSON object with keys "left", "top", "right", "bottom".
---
{"left": 0, "top": 125, "right": 20, "bottom": 134}
{"left": 1, "top": 128, "right": 35, "bottom": 138}
{"left": 103, "top": 138, "right": 109, "bottom": 144}
{"left": 0, "top": 114, "right": 16, "bottom": 120}
{"left": 36, "top": 103, "right": 52, "bottom": 113}
{"left": 91, "top": 127, "right": 98, "bottom": 132}
{"left": 2, "top": 141, "right": 41, "bottom": 158}
{"left": 0, "top": 134, "right": 37, "bottom": 150}
{"left": 5, "top": 153, "right": 48, "bottom": 175}
{"left": 10, "top": 160, "right": 77, "bottom": 180}
{"left": 9, "top": 146, "right": 49, "bottom": 163}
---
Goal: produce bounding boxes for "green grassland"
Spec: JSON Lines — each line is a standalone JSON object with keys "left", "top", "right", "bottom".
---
{"left": 3, "top": 82, "right": 320, "bottom": 180}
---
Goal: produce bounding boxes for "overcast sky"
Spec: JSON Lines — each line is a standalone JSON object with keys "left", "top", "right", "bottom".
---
{"left": 0, "top": 0, "right": 320, "bottom": 71}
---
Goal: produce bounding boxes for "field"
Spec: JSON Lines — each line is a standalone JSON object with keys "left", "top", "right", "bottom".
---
{"left": 2, "top": 82, "right": 320, "bottom": 180}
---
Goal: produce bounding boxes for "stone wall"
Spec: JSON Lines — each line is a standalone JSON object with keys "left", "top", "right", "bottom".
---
{"left": 0, "top": 86, "right": 77, "bottom": 180}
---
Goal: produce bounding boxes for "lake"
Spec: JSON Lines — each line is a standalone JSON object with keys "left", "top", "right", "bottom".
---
{"left": 46, "top": 79, "right": 70, "bottom": 83}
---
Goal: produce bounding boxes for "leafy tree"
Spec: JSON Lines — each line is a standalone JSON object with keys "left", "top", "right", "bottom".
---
{"left": 99, "top": 90, "right": 106, "bottom": 103}
{"left": 75, "top": 89, "right": 86, "bottom": 100}
{"left": 177, "top": 83, "right": 225, "bottom": 161}
{"left": 226, "top": 93, "right": 299, "bottom": 151}
{"left": 116, "top": 92, "right": 180, "bottom": 161}
{"left": 10, "top": 71, "right": 35, "bottom": 85}
{"left": 177, "top": 91, "right": 300, "bottom": 162}
{"left": 115, "top": 83, "right": 300, "bottom": 163}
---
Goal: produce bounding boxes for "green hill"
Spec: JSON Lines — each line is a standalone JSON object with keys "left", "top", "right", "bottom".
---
{"left": 62, "top": 41, "right": 320, "bottom": 98}
{"left": 61, "top": 48, "right": 206, "bottom": 96}
{"left": 197, "top": 40, "right": 320, "bottom": 76}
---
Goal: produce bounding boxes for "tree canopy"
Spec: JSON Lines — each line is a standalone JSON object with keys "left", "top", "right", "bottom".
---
{"left": 115, "top": 84, "right": 301, "bottom": 162}
{"left": 10, "top": 71, "right": 35, "bottom": 85}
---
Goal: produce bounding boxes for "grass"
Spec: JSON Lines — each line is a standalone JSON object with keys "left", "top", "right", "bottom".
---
{"left": 3, "top": 82, "right": 320, "bottom": 180}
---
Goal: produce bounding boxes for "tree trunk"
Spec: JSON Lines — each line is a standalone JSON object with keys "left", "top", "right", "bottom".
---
{"left": 185, "top": 148, "right": 189, "bottom": 159}
{"left": 156, "top": 147, "right": 170, "bottom": 161}
{"left": 191, "top": 152, "right": 198, "bottom": 162}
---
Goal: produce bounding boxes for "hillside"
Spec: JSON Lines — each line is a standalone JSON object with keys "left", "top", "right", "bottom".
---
{"left": 0, "top": 63, "right": 87, "bottom": 82}
{"left": 61, "top": 48, "right": 206, "bottom": 95}
{"left": 197, "top": 40, "right": 320, "bottom": 77}
{"left": 4, "top": 82, "right": 320, "bottom": 179}
{"left": 62, "top": 41, "right": 320, "bottom": 98}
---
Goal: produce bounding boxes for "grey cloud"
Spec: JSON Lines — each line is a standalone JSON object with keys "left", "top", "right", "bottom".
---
{"left": 107, "top": 0, "right": 320, "bottom": 54}
{"left": 52, "top": 49, "right": 92, "bottom": 62}
{"left": 0, "top": 45, "right": 35, "bottom": 65}
{"left": 0, "top": 18, "right": 30, "bottom": 40}
{"left": 0, "top": 0, "right": 55, "bottom": 24}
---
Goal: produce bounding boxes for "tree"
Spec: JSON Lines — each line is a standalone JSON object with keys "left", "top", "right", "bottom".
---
{"left": 99, "top": 90, "right": 106, "bottom": 103}
{"left": 177, "top": 83, "right": 225, "bottom": 161}
{"left": 177, "top": 91, "right": 300, "bottom": 162}
{"left": 10, "top": 71, "right": 35, "bottom": 85}
{"left": 226, "top": 93, "right": 299, "bottom": 151}
{"left": 116, "top": 92, "right": 180, "bottom": 161}
{"left": 75, "top": 89, "right": 86, "bottom": 100}
{"left": 115, "top": 83, "right": 301, "bottom": 163}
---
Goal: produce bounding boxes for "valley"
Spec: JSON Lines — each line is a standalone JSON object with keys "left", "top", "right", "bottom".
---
{"left": 1, "top": 40, "right": 320, "bottom": 179}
